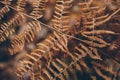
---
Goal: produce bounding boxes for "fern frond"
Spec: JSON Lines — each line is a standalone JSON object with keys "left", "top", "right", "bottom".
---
{"left": 39, "top": 57, "right": 89, "bottom": 80}
{"left": 8, "top": 21, "right": 41, "bottom": 55}
{"left": 92, "top": 61, "right": 120, "bottom": 80}
{"left": 0, "top": 13, "right": 25, "bottom": 42}
{"left": 83, "top": 30, "right": 115, "bottom": 35}
{"left": 51, "top": 0, "right": 64, "bottom": 30}
{"left": 92, "top": 61, "right": 120, "bottom": 79}
{"left": 0, "top": 0, "right": 11, "bottom": 5}
{"left": 37, "top": 31, "right": 69, "bottom": 54}
{"left": 1, "top": 0, "right": 48, "bottom": 20}
{"left": 81, "top": 39, "right": 108, "bottom": 48}
{"left": 95, "top": 8, "right": 120, "bottom": 26}
{"left": 51, "top": 0, "right": 73, "bottom": 34}
{"left": 16, "top": 0, "right": 27, "bottom": 12}
{"left": 8, "top": 34, "right": 24, "bottom": 55}
{"left": 77, "top": 0, "right": 93, "bottom": 11}
{"left": 79, "top": 43, "right": 102, "bottom": 60}
{"left": 81, "top": 33, "right": 109, "bottom": 45}
{"left": 93, "top": 66, "right": 111, "bottom": 80}
{"left": 0, "top": 6, "right": 10, "bottom": 19}
{"left": 0, "top": 0, "right": 119, "bottom": 80}
{"left": 30, "top": 0, "right": 48, "bottom": 19}
{"left": 15, "top": 31, "right": 70, "bottom": 78}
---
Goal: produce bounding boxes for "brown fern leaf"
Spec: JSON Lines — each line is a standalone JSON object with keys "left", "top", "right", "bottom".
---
{"left": 37, "top": 57, "right": 90, "bottom": 80}
{"left": 0, "top": 0, "right": 11, "bottom": 6}
{"left": 15, "top": 31, "right": 70, "bottom": 78}
{"left": 92, "top": 61, "right": 120, "bottom": 80}
{"left": 93, "top": 66, "right": 111, "bottom": 80}
{"left": 15, "top": 0, "right": 27, "bottom": 12}
{"left": 75, "top": 43, "right": 102, "bottom": 60}
{"left": 0, "top": 0, "right": 120, "bottom": 80}
{"left": 95, "top": 8, "right": 120, "bottom": 26}
{"left": 0, "top": 6, "right": 10, "bottom": 19}
{"left": 14, "top": 0, "right": 120, "bottom": 79}
{"left": 8, "top": 34, "right": 24, "bottom": 55}
{"left": 8, "top": 21, "right": 41, "bottom": 55}
{"left": 81, "top": 33, "right": 108, "bottom": 45}
{"left": 16, "top": 37, "right": 93, "bottom": 80}
{"left": 51, "top": 0, "right": 73, "bottom": 33}
{"left": 51, "top": 0, "right": 64, "bottom": 30}
{"left": 0, "top": 0, "right": 48, "bottom": 20}
{"left": 0, "top": 13, "right": 25, "bottom": 42}
{"left": 30, "top": 0, "right": 48, "bottom": 19}
{"left": 82, "top": 30, "right": 115, "bottom": 35}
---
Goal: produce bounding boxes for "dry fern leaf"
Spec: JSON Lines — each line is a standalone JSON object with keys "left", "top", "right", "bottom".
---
{"left": 93, "top": 66, "right": 111, "bottom": 80}
{"left": 23, "top": 21, "right": 41, "bottom": 43}
{"left": 34, "top": 44, "right": 91, "bottom": 80}
{"left": 37, "top": 31, "right": 69, "bottom": 55}
{"left": 30, "top": 0, "right": 48, "bottom": 19}
{"left": 51, "top": 0, "right": 64, "bottom": 30}
{"left": 39, "top": 59, "right": 68, "bottom": 80}
{"left": 79, "top": 39, "right": 108, "bottom": 48}
{"left": 16, "top": 0, "right": 27, "bottom": 12}
{"left": 0, "top": 6, "right": 10, "bottom": 19}
{"left": 78, "top": 43, "right": 102, "bottom": 60}
{"left": 81, "top": 33, "right": 108, "bottom": 44}
{"left": 8, "top": 21, "right": 41, "bottom": 55}
{"left": 15, "top": 31, "right": 70, "bottom": 78}
{"left": 14, "top": 0, "right": 118, "bottom": 79}
{"left": 0, "top": 0, "right": 120, "bottom": 80}
{"left": 92, "top": 61, "right": 120, "bottom": 79}
{"left": 8, "top": 34, "right": 24, "bottom": 55}
{"left": 61, "top": 0, "right": 108, "bottom": 35}
{"left": 92, "top": 62, "right": 117, "bottom": 77}
{"left": 82, "top": 30, "right": 115, "bottom": 35}
{"left": 51, "top": 0, "right": 73, "bottom": 33}
{"left": 0, "top": 13, "right": 25, "bottom": 42}
{"left": 0, "top": 0, "right": 11, "bottom": 6}
{"left": 75, "top": 46, "right": 87, "bottom": 58}
{"left": 76, "top": 0, "right": 93, "bottom": 12}
{"left": 95, "top": 8, "right": 120, "bottom": 26}
{"left": 39, "top": 57, "right": 89, "bottom": 80}
{"left": 77, "top": 1, "right": 120, "bottom": 29}
{"left": 0, "top": 0, "right": 47, "bottom": 20}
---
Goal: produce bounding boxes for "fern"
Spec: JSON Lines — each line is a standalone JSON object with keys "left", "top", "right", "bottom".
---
{"left": 0, "top": 6, "right": 10, "bottom": 19}
{"left": 0, "top": 13, "right": 25, "bottom": 42}
{"left": 8, "top": 20, "right": 41, "bottom": 55}
{"left": 0, "top": 0, "right": 120, "bottom": 80}
{"left": 92, "top": 61, "right": 120, "bottom": 80}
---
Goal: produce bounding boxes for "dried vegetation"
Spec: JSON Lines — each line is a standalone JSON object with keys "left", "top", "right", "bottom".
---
{"left": 0, "top": 0, "right": 120, "bottom": 80}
